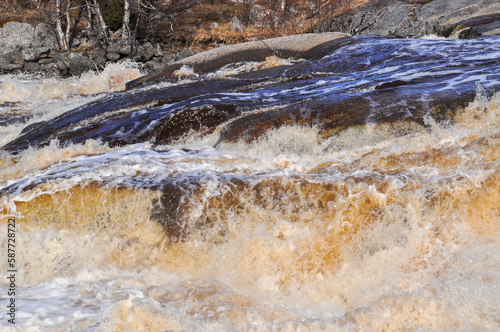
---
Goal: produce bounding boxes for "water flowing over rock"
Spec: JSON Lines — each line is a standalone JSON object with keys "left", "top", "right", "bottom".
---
{"left": 2, "top": 35, "right": 499, "bottom": 154}
{"left": 1, "top": 33, "right": 500, "bottom": 330}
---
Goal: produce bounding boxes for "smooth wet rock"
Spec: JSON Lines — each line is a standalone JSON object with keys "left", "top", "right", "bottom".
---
{"left": 3, "top": 37, "right": 498, "bottom": 154}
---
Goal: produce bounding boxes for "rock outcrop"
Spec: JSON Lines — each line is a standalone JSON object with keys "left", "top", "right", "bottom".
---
{"left": 0, "top": 21, "right": 194, "bottom": 76}
{"left": 126, "top": 32, "right": 351, "bottom": 88}
{"left": 329, "top": 0, "right": 500, "bottom": 38}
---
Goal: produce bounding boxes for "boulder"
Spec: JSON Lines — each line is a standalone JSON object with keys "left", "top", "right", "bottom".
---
{"left": 107, "top": 40, "right": 133, "bottom": 55}
{"left": 0, "top": 50, "right": 24, "bottom": 71}
{"left": 23, "top": 61, "right": 41, "bottom": 72}
{"left": 67, "top": 53, "right": 97, "bottom": 76}
{"left": 33, "top": 23, "right": 59, "bottom": 51}
{"left": 106, "top": 53, "right": 121, "bottom": 61}
{"left": 0, "top": 21, "right": 35, "bottom": 51}
{"left": 329, "top": 0, "right": 500, "bottom": 38}
{"left": 231, "top": 16, "right": 245, "bottom": 32}
{"left": 250, "top": 4, "right": 271, "bottom": 28}
{"left": 138, "top": 42, "right": 155, "bottom": 61}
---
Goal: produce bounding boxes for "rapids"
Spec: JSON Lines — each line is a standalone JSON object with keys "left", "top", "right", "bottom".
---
{"left": 0, "top": 36, "right": 499, "bottom": 331}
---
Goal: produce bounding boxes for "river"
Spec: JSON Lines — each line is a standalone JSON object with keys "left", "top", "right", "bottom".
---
{"left": 0, "top": 36, "right": 499, "bottom": 331}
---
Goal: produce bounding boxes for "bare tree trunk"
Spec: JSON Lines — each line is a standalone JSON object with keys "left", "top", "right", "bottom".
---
{"left": 122, "top": 0, "right": 132, "bottom": 41}
{"left": 91, "top": 0, "right": 109, "bottom": 43}
{"left": 85, "top": 0, "right": 93, "bottom": 32}
{"left": 55, "top": 0, "right": 69, "bottom": 51}
{"left": 64, "top": 0, "right": 72, "bottom": 49}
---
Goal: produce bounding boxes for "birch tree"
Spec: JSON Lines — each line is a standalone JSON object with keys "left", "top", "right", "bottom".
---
{"left": 55, "top": 0, "right": 69, "bottom": 50}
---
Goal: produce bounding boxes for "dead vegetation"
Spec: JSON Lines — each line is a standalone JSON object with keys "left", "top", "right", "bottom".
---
{"left": 1, "top": 0, "right": 371, "bottom": 52}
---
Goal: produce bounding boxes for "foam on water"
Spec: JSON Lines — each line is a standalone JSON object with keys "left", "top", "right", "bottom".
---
{"left": 1, "top": 39, "right": 500, "bottom": 330}
{"left": 0, "top": 62, "right": 143, "bottom": 146}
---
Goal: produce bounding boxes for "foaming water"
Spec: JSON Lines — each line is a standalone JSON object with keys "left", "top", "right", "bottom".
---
{"left": 1, "top": 38, "right": 500, "bottom": 331}
{"left": 0, "top": 62, "right": 143, "bottom": 146}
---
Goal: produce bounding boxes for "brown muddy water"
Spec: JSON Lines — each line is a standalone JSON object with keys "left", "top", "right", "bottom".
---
{"left": 0, "top": 36, "right": 499, "bottom": 331}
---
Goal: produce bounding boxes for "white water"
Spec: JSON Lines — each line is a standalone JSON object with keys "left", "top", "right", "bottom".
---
{"left": 0, "top": 54, "right": 499, "bottom": 331}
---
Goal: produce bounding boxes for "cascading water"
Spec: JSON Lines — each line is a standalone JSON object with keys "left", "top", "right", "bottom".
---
{"left": 0, "top": 36, "right": 499, "bottom": 331}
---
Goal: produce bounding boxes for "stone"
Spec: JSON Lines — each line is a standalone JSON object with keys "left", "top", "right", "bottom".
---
{"left": 40, "top": 62, "right": 60, "bottom": 75}
{"left": 174, "top": 48, "right": 195, "bottom": 62}
{"left": 106, "top": 40, "right": 133, "bottom": 55}
{"left": 106, "top": 53, "right": 121, "bottom": 61}
{"left": 23, "top": 61, "right": 41, "bottom": 72}
{"left": 209, "top": 22, "right": 218, "bottom": 29}
{"left": 0, "top": 51, "right": 24, "bottom": 65}
{"left": 231, "top": 16, "right": 245, "bottom": 32}
{"left": 68, "top": 53, "right": 97, "bottom": 76}
{"left": 138, "top": 42, "right": 155, "bottom": 61}
{"left": 153, "top": 44, "right": 163, "bottom": 57}
{"left": 89, "top": 46, "right": 107, "bottom": 60}
{"left": 22, "top": 47, "right": 51, "bottom": 62}
{"left": 249, "top": 4, "right": 271, "bottom": 28}
{"left": 0, "top": 21, "right": 35, "bottom": 51}
{"left": 33, "top": 23, "right": 59, "bottom": 51}
{"left": 38, "top": 58, "right": 54, "bottom": 65}
{"left": 329, "top": 0, "right": 500, "bottom": 38}
{"left": 146, "top": 56, "right": 175, "bottom": 72}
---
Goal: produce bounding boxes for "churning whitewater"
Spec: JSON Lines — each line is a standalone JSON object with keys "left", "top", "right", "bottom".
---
{"left": 0, "top": 36, "right": 499, "bottom": 331}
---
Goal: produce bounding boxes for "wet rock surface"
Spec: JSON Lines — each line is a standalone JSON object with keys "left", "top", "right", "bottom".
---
{"left": 2, "top": 36, "right": 499, "bottom": 154}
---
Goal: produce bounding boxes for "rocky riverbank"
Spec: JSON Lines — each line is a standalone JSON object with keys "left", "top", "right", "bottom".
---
{"left": 328, "top": 0, "right": 500, "bottom": 38}
{"left": 0, "top": 21, "right": 194, "bottom": 76}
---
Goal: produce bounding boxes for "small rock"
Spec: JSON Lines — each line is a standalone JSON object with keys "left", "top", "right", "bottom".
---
{"left": 22, "top": 47, "right": 51, "bottom": 62}
{"left": 153, "top": 44, "right": 163, "bottom": 57}
{"left": 209, "top": 22, "right": 218, "bottom": 29}
{"left": 0, "top": 51, "right": 24, "bottom": 67}
{"left": 113, "top": 28, "right": 123, "bottom": 38}
{"left": 90, "top": 46, "right": 107, "bottom": 60}
{"left": 107, "top": 40, "right": 133, "bottom": 55}
{"left": 106, "top": 53, "right": 121, "bottom": 61}
{"left": 24, "top": 62, "right": 41, "bottom": 72}
{"left": 174, "top": 48, "right": 195, "bottom": 61}
{"left": 139, "top": 42, "right": 155, "bottom": 61}
{"left": 458, "top": 27, "right": 482, "bottom": 39}
{"left": 231, "top": 16, "right": 245, "bottom": 32}
{"left": 38, "top": 58, "right": 54, "bottom": 65}
{"left": 68, "top": 53, "right": 97, "bottom": 76}
{"left": 41, "top": 62, "right": 60, "bottom": 75}
{"left": 0, "top": 63, "right": 23, "bottom": 71}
